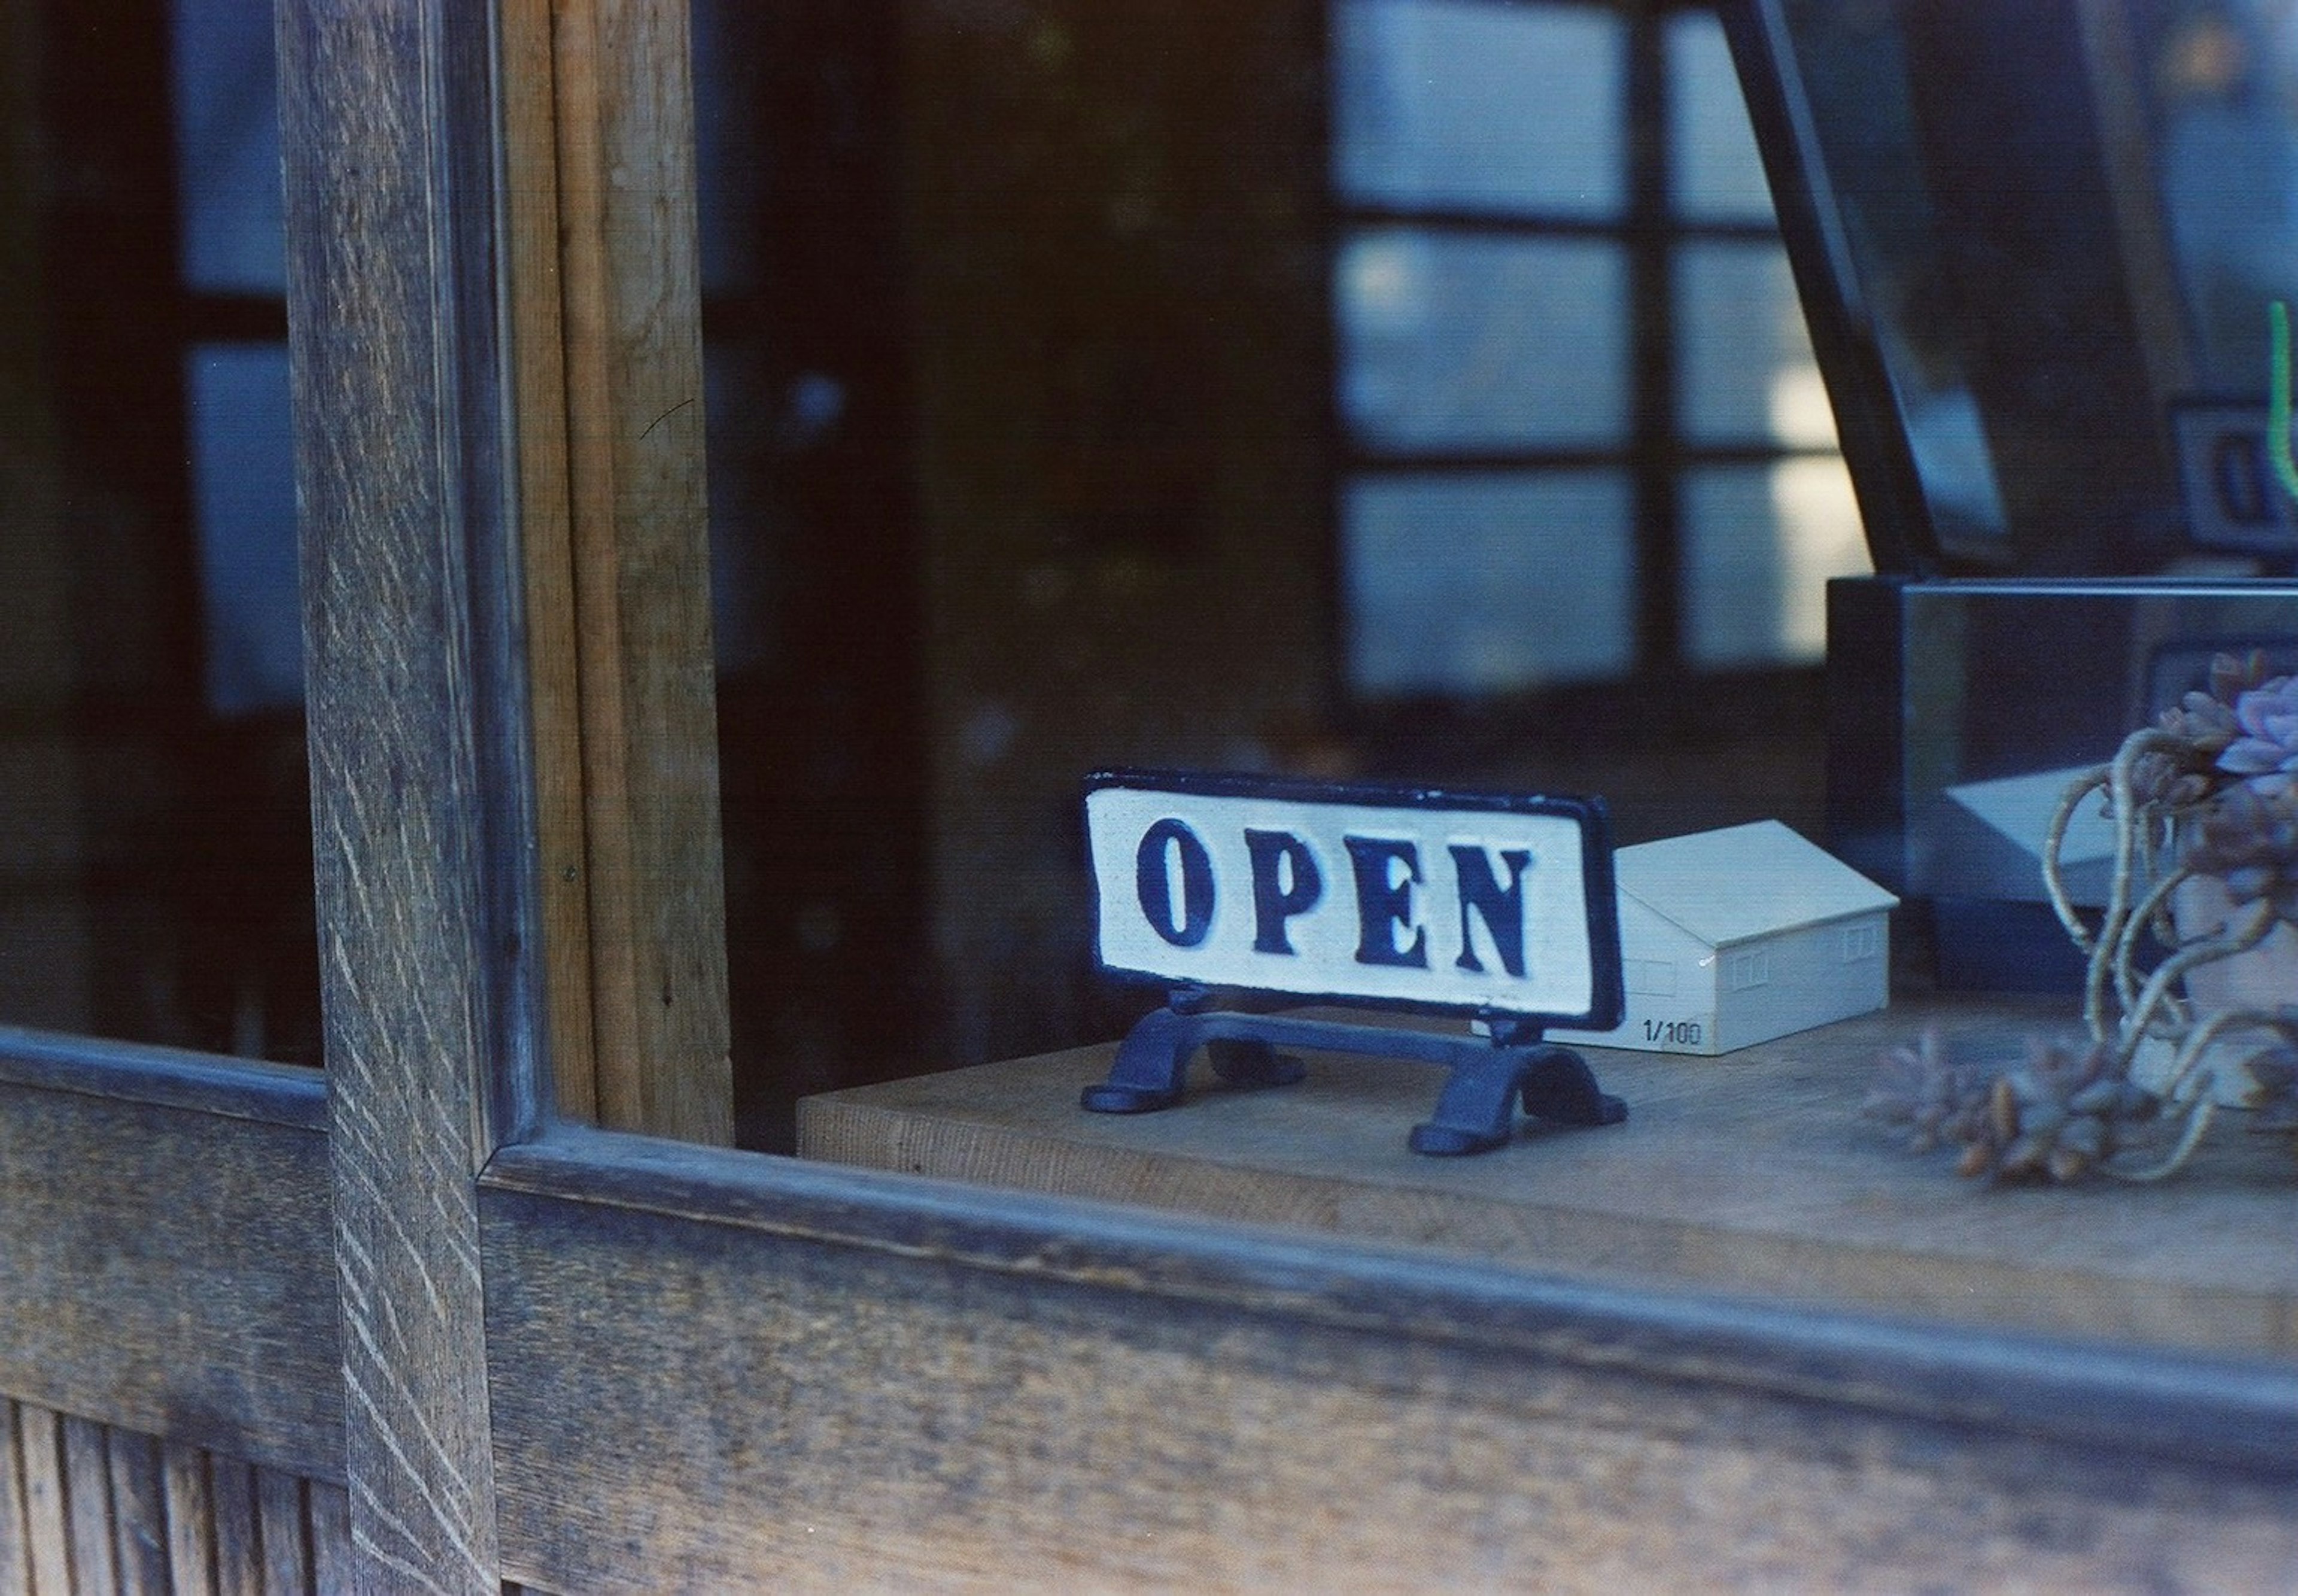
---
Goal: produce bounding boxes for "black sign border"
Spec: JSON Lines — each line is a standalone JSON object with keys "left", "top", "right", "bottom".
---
{"left": 1083, "top": 767, "right": 1626, "bottom": 1032}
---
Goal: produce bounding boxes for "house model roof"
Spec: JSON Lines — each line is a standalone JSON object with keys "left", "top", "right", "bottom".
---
{"left": 1613, "top": 820, "right": 1898, "bottom": 950}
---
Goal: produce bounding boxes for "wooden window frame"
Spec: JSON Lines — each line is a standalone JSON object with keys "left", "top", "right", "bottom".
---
{"left": 1, "top": 1, "right": 2293, "bottom": 1588}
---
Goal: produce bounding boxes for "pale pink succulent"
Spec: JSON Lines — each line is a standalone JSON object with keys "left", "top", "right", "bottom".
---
{"left": 2216, "top": 674, "right": 2298, "bottom": 796}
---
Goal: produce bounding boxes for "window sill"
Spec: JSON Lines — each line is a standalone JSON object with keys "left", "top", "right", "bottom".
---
{"left": 799, "top": 995, "right": 2298, "bottom": 1363}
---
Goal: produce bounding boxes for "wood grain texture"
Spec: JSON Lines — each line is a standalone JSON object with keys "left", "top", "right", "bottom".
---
{"left": 160, "top": 1443, "right": 215, "bottom": 1596}
{"left": 58, "top": 1418, "right": 113, "bottom": 1594}
{"left": 209, "top": 1460, "right": 260, "bottom": 1595}
{"left": 0, "top": 1055, "right": 338, "bottom": 1479}
{"left": 16, "top": 1406, "right": 67, "bottom": 1595}
{"left": 258, "top": 1469, "right": 311, "bottom": 1595}
{"left": 501, "top": 0, "right": 731, "bottom": 1144}
{"left": 278, "top": 0, "right": 539, "bottom": 1584}
{"left": 104, "top": 1427, "right": 169, "bottom": 1594}
{"left": 481, "top": 1128, "right": 2298, "bottom": 1591}
{"left": 0, "top": 1407, "right": 347, "bottom": 1595}
{"left": 307, "top": 1485, "right": 353, "bottom": 1595}
{"left": 0, "top": 1404, "right": 25, "bottom": 1592}
{"left": 801, "top": 998, "right": 2298, "bottom": 1357}
{"left": 498, "top": 0, "right": 600, "bottom": 1130}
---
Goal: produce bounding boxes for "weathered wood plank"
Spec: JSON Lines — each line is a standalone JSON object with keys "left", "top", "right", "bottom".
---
{"left": 277, "top": 0, "right": 538, "bottom": 1583}
{"left": 498, "top": 0, "right": 601, "bottom": 1130}
{"left": 0, "top": 1404, "right": 25, "bottom": 1595}
{"left": 0, "top": 1071, "right": 338, "bottom": 1480}
{"left": 482, "top": 1130, "right": 2298, "bottom": 1591}
{"left": 59, "top": 1416, "right": 115, "bottom": 1593}
{"left": 800, "top": 998, "right": 2298, "bottom": 1358}
{"left": 17, "top": 1406, "right": 68, "bottom": 1596}
{"left": 207, "top": 1460, "right": 259, "bottom": 1596}
{"left": 307, "top": 1484, "right": 353, "bottom": 1596}
{"left": 0, "top": 1415, "right": 344, "bottom": 1596}
{"left": 257, "top": 1469, "right": 309, "bottom": 1595}
{"left": 0, "top": 1026, "right": 326, "bottom": 1130}
{"left": 504, "top": 0, "right": 731, "bottom": 1144}
{"left": 160, "top": 1445, "right": 215, "bottom": 1596}
{"left": 102, "top": 1426, "right": 167, "bottom": 1595}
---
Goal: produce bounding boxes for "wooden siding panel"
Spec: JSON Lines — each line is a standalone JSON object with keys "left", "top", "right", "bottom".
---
{"left": 541, "top": 0, "right": 729, "bottom": 1144}
{"left": 256, "top": 1470, "right": 309, "bottom": 1596}
{"left": 306, "top": 1486, "right": 352, "bottom": 1596}
{"left": 0, "top": 1048, "right": 337, "bottom": 1481}
{"left": 206, "top": 1460, "right": 259, "bottom": 1596}
{"left": 57, "top": 1418, "right": 113, "bottom": 1594}
{"left": 481, "top": 1135, "right": 2298, "bottom": 1592}
{"left": 159, "top": 1444, "right": 215, "bottom": 1596}
{"left": 0, "top": 1407, "right": 347, "bottom": 1595}
{"left": 104, "top": 1429, "right": 169, "bottom": 1595}
{"left": 18, "top": 1406, "right": 68, "bottom": 1595}
{"left": 1, "top": 1403, "right": 27, "bottom": 1594}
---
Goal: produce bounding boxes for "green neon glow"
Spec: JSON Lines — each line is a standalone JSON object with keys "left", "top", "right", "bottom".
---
{"left": 2272, "top": 300, "right": 2298, "bottom": 506}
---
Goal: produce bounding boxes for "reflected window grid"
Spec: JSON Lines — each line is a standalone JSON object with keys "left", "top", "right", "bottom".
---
{"left": 1333, "top": 1, "right": 1868, "bottom": 698}
{"left": 172, "top": 0, "right": 296, "bottom": 716}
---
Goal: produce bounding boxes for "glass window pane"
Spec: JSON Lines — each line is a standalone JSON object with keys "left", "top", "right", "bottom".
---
{"left": 172, "top": 0, "right": 285, "bottom": 294}
{"left": 1334, "top": 0, "right": 1624, "bottom": 218}
{"left": 1667, "top": 8, "right": 1776, "bottom": 223}
{"left": 1340, "top": 230, "right": 1628, "bottom": 450}
{"left": 690, "top": 0, "right": 762, "bottom": 295}
{"left": 187, "top": 344, "right": 303, "bottom": 716}
{"left": 1345, "top": 472, "right": 1634, "bottom": 694}
{"left": 1682, "top": 459, "right": 1871, "bottom": 668}
{"left": 1676, "top": 241, "right": 1835, "bottom": 447}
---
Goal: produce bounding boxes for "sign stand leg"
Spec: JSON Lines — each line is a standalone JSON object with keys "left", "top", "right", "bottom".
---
{"left": 1407, "top": 1019, "right": 1625, "bottom": 1155}
{"left": 1082, "top": 994, "right": 1625, "bottom": 1157}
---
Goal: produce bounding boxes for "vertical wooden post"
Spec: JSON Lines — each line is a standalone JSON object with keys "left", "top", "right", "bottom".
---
{"left": 279, "top": 0, "right": 534, "bottom": 1586}
{"left": 501, "top": 0, "right": 734, "bottom": 1145}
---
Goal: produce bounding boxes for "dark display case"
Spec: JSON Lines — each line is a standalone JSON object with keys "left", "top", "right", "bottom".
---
{"left": 1724, "top": 0, "right": 2298, "bottom": 984}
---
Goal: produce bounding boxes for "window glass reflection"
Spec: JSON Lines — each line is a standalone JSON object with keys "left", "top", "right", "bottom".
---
{"left": 187, "top": 343, "right": 301, "bottom": 716}
{"left": 1667, "top": 8, "right": 1773, "bottom": 223}
{"left": 0, "top": 4, "right": 314, "bottom": 1062}
{"left": 2147, "top": 0, "right": 2298, "bottom": 393}
{"left": 1675, "top": 241, "right": 1834, "bottom": 448}
{"left": 1333, "top": 0, "right": 1625, "bottom": 217}
{"left": 171, "top": 0, "right": 284, "bottom": 294}
{"left": 1340, "top": 230, "right": 1629, "bottom": 450}
{"left": 1682, "top": 460, "right": 1868, "bottom": 669}
{"left": 1344, "top": 472, "right": 1635, "bottom": 694}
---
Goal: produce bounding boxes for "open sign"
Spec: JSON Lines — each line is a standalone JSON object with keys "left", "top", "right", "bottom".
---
{"left": 1085, "top": 771, "right": 1624, "bottom": 1029}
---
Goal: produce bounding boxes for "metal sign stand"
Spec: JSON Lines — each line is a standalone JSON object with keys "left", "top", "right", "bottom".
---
{"left": 1082, "top": 986, "right": 1625, "bottom": 1156}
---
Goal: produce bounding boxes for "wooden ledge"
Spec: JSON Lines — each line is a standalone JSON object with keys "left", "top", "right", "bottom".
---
{"left": 800, "top": 997, "right": 2298, "bottom": 1360}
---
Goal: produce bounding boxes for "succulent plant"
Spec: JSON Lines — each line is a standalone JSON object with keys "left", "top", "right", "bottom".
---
{"left": 2127, "top": 652, "right": 2265, "bottom": 807}
{"left": 2217, "top": 673, "right": 2298, "bottom": 796}
{"left": 1863, "top": 1030, "right": 1990, "bottom": 1154}
{"left": 1892, "top": 649, "right": 2298, "bottom": 1190}
{"left": 1865, "top": 1033, "right": 2160, "bottom": 1184}
{"left": 2243, "top": 1044, "right": 2298, "bottom": 1134}
{"left": 2180, "top": 783, "right": 2298, "bottom": 923}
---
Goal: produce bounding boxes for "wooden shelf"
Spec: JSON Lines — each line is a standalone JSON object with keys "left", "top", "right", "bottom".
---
{"left": 801, "top": 997, "right": 2298, "bottom": 1360}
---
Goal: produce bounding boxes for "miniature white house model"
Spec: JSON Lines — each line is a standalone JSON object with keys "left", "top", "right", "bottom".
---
{"left": 1547, "top": 820, "right": 1898, "bottom": 1056}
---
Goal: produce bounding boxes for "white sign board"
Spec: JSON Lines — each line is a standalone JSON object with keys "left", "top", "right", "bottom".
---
{"left": 1084, "top": 772, "right": 1624, "bottom": 1027}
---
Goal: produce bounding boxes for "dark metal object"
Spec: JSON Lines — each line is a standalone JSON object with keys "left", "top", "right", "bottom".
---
{"left": 1082, "top": 993, "right": 1625, "bottom": 1157}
